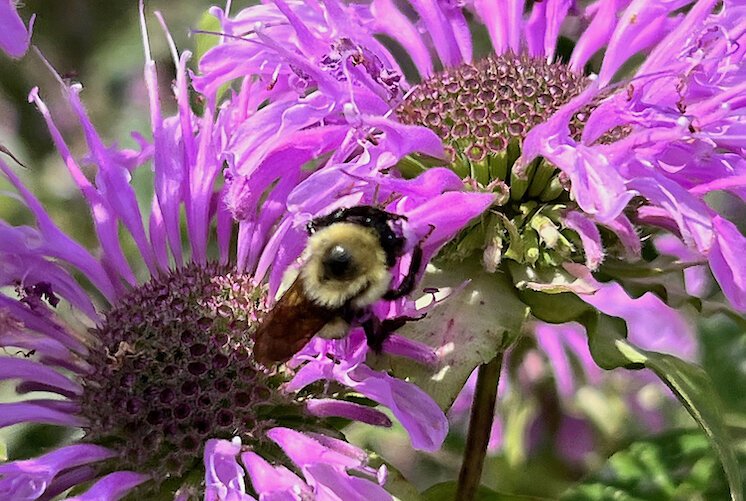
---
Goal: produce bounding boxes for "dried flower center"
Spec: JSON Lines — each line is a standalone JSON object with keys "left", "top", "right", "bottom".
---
{"left": 79, "top": 263, "right": 287, "bottom": 495}
{"left": 395, "top": 53, "right": 607, "bottom": 271}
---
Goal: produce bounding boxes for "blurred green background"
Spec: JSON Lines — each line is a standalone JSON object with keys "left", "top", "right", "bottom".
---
{"left": 0, "top": 2, "right": 744, "bottom": 499}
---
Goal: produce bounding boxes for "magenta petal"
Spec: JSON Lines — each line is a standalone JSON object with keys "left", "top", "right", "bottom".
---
{"left": 267, "top": 428, "right": 366, "bottom": 470}
{"left": 67, "top": 87, "right": 158, "bottom": 276}
{"left": 627, "top": 174, "right": 714, "bottom": 253}
{"left": 381, "top": 334, "right": 438, "bottom": 366}
{"left": 520, "top": 83, "right": 635, "bottom": 223}
{"left": 437, "top": 0, "right": 472, "bottom": 63}
{"left": 284, "top": 355, "right": 331, "bottom": 393}
{"left": 304, "top": 463, "right": 392, "bottom": 501}
{"left": 204, "top": 439, "right": 254, "bottom": 501}
{"left": 241, "top": 451, "right": 307, "bottom": 497}
{"left": 369, "top": 0, "right": 433, "bottom": 77}
{"left": 709, "top": 216, "right": 746, "bottom": 312}
{"left": 406, "top": 0, "right": 463, "bottom": 67}
{"left": 66, "top": 471, "right": 149, "bottom": 501}
{"left": 362, "top": 116, "right": 445, "bottom": 160}
{"left": 0, "top": 331, "right": 70, "bottom": 361}
{"left": 473, "top": 0, "right": 518, "bottom": 54}
{"left": 534, "top": 323, "right": 576, "bottom": 397}
{"left": 28, "top": 88, "right": 137, "bottom": 287}
{"left": 597, "top": 0, "right": 685, "bottom": 86}
{"left": 528, "top": 0, "right": 572, "bottom": 61}
{"left": 546, "top": 143, "right": 633, "bottom": 222}
{"left": 400, "top": 191, "right": 496, "bottom": 250}
{"left": 601, "top": 214, "right": 642, "bottom": 260}
{"left": 0, "top": 357, "right": 82, "bottom": 396}
{"left": 306, "top": 399, "right": 393, "bottom": 427}
{"left": 378, "top": 167, "right": 464, "bottom": 198}
{"left": 569, "top": 0, "right": 625, "bottom": 71}
{"left": 655, "top": 234, "right": 711, "bottom": 298}
{"left": 41, "top": 466, "right": 97, "bottom": 501}
{"left": 0, "top": 296, "right": 87, "bottom": 356}
{"left": 350, "top": 366, "right": 448, "bottom": 451}
{"left": 0, "top": 0, "right": 31, "bottom": 58}
{"left": 563, "top": 211, "right": 604, "bottom": 270}
{"left": 0, "top": 225, "right": 99, "bottom": 320}
{"left": 0, "top": 402, "right": 84, "bottom": 428}
{"left": 0, "top": 444, "right": 114, "bottom": 500}
{"left": 0, "top": 159, "right": 116, "bottom": 302}
{"left": 580, "top": 280, "right": 696, "bottom": 358}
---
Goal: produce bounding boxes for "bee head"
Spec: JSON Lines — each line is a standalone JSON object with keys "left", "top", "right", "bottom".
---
{"left": 307, "top": 206, "right": 407, "bottom": 267}
{"left": 322, "top": 244, "right": 355, "bottom": 280}
{"left": 300, "top": 222, "right": 392, "bottom": 309}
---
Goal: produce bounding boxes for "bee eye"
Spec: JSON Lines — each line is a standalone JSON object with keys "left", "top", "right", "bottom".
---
{"left": 322, "top": 245, "right": 354, "bottom": 279}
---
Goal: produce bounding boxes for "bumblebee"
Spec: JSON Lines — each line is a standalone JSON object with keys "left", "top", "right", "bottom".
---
{"left": 253, "top": 206, "right": 425, "bottom": 366}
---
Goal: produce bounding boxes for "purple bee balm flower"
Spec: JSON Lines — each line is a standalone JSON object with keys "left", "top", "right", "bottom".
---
{"left": 195, "top": 0, "right": 746, "bottom": 309}
{"left": 0, "top": 5, "right": 449, "bottom": 500}
{"left": 194, "top": 0, "right": 745, "bottom": 418}
{"left": 195, "top": 0, "right": 746, "bottom": 340}
{"left": 204, "top": 430, "right": 392, "bottom": 500}
{"left": 0, "top": 0, "right": 33, "bottom": 58}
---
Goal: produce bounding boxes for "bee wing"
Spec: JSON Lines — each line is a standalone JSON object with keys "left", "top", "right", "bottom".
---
{"left": 253, "top": 278, "right": 338, "bottom": 365}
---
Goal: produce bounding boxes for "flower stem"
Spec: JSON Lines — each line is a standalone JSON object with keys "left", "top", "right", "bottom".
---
{"left": 456, "top": 353, "right": 504, "bottom": 500}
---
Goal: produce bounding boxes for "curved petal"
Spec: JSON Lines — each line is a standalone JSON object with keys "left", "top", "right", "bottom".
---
{"left": 709, "top": 216, "right": 746, "bottom": 311}
{"left": 66, "top": 472, "right": 149, "bottom": 501}
{"left": 0, "top": 1, "right": 31, "bottom": 58}
{"left": 204, "top": 439, "right": 254, "bottom": 501}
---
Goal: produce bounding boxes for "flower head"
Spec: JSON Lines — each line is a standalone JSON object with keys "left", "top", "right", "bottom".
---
{"left": 0, "top": 6, "right": 449, "bottom": 500}
{"left": 193, "top": 0, "right": 745, "bottom": 457}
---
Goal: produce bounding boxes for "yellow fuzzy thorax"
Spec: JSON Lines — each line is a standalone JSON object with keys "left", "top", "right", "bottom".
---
{"left": 300, "top": 223, "right": 391, "bottom": 309}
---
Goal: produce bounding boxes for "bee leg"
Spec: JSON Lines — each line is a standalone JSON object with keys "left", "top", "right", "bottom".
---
{"left": 383, "top": 225, "right": 434, "bottom": 300}
{"left": 382, "top": 244, "right": 422, "bottom": 300}
{"left": 363, "top": 315, "right": 426, "bottom": 353}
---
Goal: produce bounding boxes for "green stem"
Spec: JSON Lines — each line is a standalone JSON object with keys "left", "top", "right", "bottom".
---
{"left": 456, "top": 353, "right": 504, "bottom": 501}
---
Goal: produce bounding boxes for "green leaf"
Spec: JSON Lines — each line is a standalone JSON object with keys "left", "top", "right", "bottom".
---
{"left": 581, "top": 311, "right": 646, "bottom": 370}
{"left": 644, "top": 353, "right": 743, "bottom": 501}
{"left": 581, "top": 311, "right": 744, "bottom": 501}
{"left": 423, "top": 481, "right": 552, "bottom": 501}
{"left": 193, "top": 11, "right": 232, "bottom": 102}
{"left": 381, "top": 259, "right": 529, "bottom": 410}
{"left": 193, "top": 11, "right": 221, "bottom": 63}
{"left": 561, "top": 430, "right": 746, "bottom": 501}
{"left": 699, "top": 314, "right": 746, "bottom": 414}
{"left": 598, "top": 257, "right": 701, "bottom": 310}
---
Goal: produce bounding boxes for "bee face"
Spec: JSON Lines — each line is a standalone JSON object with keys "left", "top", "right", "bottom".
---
{"left": 301, "top": 223, "right": 391, "bottom": 309}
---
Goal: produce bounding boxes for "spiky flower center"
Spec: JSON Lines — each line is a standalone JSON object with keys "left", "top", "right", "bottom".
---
{"left": 79, "top": 263, "right": 289, "bottom": 495}
{"left": 396, "top": 53, "right": 599, "bottom": 271}
{"left": 398, "top": 53, "right": 587, "bottom": 170}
